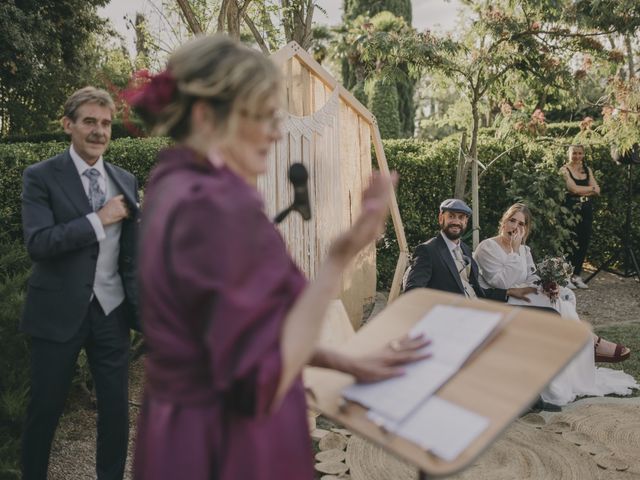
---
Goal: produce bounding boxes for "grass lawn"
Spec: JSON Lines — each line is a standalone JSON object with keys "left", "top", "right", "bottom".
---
{"left": 594, "top": 322, "right": 640, "bottom": 397}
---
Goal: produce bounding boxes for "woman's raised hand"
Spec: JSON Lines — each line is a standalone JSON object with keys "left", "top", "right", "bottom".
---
{"left": 328, "top": 171, "right": 397, "bottom": 266}
{"left": 510, "top": 225, "right": 524, "bottom": 252}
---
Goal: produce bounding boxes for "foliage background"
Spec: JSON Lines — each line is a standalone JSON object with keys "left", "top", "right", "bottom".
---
{"left": 1, "top": 132, "right": 637, "bottom": 288}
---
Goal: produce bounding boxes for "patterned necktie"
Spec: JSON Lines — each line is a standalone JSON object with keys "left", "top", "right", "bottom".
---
{"left": 453, "top": 245, "right": 477, "bottom": 299}
{"left": 83, "top": 168, "right": 106, "bottom": 212}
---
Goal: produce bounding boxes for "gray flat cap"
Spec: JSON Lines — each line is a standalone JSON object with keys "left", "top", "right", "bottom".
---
{"left": 439, "top": 198, "right": 472, "bottom": 216}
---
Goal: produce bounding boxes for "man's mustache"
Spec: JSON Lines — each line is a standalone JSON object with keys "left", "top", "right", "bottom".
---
{"left": 87, "top": 134, "right": 107, "bottom": 143}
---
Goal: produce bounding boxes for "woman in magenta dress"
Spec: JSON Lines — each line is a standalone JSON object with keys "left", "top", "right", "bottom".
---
{"left": 128, "top": 35, "right": 426, "bottom": 480}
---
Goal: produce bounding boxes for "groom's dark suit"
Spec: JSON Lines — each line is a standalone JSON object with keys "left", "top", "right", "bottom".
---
{"left": 403, "top": 233, "right": 507, "bottom": 301}
{"left": 20, "top": 149, "right": 139, "bottom": 480}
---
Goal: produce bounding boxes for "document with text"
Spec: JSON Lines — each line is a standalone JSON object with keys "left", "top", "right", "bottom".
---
{"left": 342, "top": 305, "right": 505, "bottom": 459}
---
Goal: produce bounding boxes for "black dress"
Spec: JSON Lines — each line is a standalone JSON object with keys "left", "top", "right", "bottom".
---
{"left": 565, "top": 167, "right": 593, "bottom": 276}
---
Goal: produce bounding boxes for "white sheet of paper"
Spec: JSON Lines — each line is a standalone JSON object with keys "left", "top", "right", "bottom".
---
{"left": 397, "top": 396, "right": 489, "bottom": 461}
{"left": 344, "top": 361, "right": 456, "bottom": 421}
{"left": 367, "top": 396, "right": 489, "bottom": 462}
{"left": 343, "top": 305, "right": 503, "bottom": 421}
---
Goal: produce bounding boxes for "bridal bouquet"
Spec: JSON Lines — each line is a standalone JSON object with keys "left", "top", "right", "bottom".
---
{"left": 534, "top": 256, "right": 573, "bottom": 304}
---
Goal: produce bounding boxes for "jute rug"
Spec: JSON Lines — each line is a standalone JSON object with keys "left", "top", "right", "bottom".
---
{"left": 346, "top": 401, "right": 640, "bottom": 480}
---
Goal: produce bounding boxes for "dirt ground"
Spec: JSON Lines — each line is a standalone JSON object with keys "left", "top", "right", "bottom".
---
{"left": 572, "top": 269, "right": 640, "bottom": 328}
{"left": 47, "top": 270, "right": 640, "bottom": 479}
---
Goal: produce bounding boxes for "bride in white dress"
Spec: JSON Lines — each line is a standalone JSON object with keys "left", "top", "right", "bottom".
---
{"left": 474, "top": 203, "right": 638, "bottom": 406}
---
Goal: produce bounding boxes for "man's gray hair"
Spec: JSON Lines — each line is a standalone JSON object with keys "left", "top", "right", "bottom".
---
{"left": 63, "top": 86, "right": 115, "bottom": 121}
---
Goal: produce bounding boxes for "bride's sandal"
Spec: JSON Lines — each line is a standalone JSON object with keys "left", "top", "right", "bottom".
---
{"left": 594, "top": 336, "right": 631, "bottom": 363}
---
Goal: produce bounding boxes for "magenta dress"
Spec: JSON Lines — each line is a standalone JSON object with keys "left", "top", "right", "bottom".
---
{"left": 134, "top": 147, "right": 314, "bottom": 480}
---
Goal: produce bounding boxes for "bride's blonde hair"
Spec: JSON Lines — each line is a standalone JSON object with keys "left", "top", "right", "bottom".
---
{"left": 498, "top": 203, "right": 532, "bottom": 244}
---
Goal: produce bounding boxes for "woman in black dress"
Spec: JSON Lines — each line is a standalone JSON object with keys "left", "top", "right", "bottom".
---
{"left": 560, "top": 144, "right": 600, "bottom": 289}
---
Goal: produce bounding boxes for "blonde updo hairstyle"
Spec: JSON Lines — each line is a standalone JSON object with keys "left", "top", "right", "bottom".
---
{"left": 498, "top": 202, "right": 532, "bottom": 244}
{"left": 138, "top": 34, "right": 281, "bottom": 140}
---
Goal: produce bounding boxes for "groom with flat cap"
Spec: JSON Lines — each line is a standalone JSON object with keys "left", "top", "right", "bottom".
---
{"left": 403, "top": 199, "right": 563, "bottom": 412}
{"left": 403, "top": 199, "right": 535, "bottom": 302}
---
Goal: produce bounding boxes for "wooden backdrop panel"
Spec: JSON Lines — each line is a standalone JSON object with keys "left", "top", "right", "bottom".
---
{"left": 258, "top": 53, "right": 376, "bottom": 327}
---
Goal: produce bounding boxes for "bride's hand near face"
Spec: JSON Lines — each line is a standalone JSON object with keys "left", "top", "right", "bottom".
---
{"left": 509, "top": 225, "right": 524, "bottom": 253}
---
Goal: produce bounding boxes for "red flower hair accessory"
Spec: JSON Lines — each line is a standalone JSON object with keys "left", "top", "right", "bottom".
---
{"left": 122, "top": 69, "right": 177, "bottom": 114}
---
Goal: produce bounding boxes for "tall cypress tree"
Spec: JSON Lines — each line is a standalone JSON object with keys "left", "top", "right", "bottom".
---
{"left": 342, "top": 0, "right": 415, "bottom": 138}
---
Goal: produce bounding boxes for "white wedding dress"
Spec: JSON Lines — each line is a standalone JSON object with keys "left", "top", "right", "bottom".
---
{"left": 474, "top": 238, "right": 639, "bottom": 406}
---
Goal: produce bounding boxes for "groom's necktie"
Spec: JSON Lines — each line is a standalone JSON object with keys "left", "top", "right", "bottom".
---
{"left": 83, "top": 168, "right": 106, "bottom": 212}
{"left": 453, "top": 245, "right": 477, "bottom": 299}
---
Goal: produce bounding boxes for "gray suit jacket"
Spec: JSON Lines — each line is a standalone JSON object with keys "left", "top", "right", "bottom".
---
{"left": 21, "top": 149, "right": 140, "bottom": 341}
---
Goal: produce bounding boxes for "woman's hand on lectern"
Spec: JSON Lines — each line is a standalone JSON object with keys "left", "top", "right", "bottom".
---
{"left": 313, "top": 333, "right": 431, "bottom": 384}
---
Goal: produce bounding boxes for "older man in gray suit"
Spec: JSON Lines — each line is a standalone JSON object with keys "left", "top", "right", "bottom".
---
{"left": 20, "top": 87, "right": 139, "bottom": 480}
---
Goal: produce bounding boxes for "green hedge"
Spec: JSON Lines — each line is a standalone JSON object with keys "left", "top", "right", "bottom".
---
{"left": 2, "top": 135, "right": 639, "bottom": 290}
{"left": 376, "top": 136, "right": 640, "bottom": 289}
{"left": 0, "top": 137, "right": 170, "bottom": 241}
{"left": 0, "top": 237, "right": 32, "bottom": 477}
{"left": 0, "top": 119, "right": 147, "bottom": 144}
{"left": 2, "top": 135, "right": 638, "bottom": 290}
{"left": 480, "top": 120, "right": 588, "bottom": 140}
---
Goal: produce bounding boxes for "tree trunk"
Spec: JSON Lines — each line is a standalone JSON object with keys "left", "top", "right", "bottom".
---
{"left": 243, "top": 12, "right": 270, "bottom": 53}
{"left": 454, "top": 131, "right": 468, "bottom": 199}
{"left": 216, "top": 0, "right": 253, "bottom": 40}
{"left": 217, "top": 0, "right": 229, "bottom": 32}
{"left": 134, "top": 13, "right": 149, "bottom": 65}
{"left": 625, "top": 34, "right": 635, "bottom": 79}
{"left": 258, "top": 2, "right": 279, "bottom": 51}
{"left": 175, "top": 0, "right": 203, "bottom": 34}
{"left": 225, "top": 1, "right": 241, "bottom": 40}
{"left": 282, "top": 0, "right": 315, "bottom": 49}
{"left": 470, "top": 99, "right": 481, "bottom": 249}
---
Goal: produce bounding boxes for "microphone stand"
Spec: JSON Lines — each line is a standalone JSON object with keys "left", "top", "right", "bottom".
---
{"left": 585, "top": 162, "right": 640, "bottom": 283}
{"left": 273, "top": 205, "right": 295, "bottom": 224}
{"left": 273, "top": 163, "right": 312, "bottom": 224}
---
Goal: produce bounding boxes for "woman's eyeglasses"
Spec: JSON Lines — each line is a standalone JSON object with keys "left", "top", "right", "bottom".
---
{"left": 240, "top": 109, "right": 286, "bottom": 128}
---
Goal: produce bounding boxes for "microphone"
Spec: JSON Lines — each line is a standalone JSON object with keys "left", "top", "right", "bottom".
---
{"left": 273, "top": 163, "right": 312, "bottom": 224}
{"left": 289, "top": 163, "right": 311, "bottom": 221}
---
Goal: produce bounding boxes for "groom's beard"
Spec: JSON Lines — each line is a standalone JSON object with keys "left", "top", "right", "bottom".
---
{"left": 441, "top": 221, "right": 466, "bottom": 240}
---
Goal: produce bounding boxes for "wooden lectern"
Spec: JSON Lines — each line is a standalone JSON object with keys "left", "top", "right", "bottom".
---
{"left": 304, "top": 289, "right": 591, "bottom": 478}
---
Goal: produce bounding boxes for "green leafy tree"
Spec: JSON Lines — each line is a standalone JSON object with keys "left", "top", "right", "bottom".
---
{"left": 344, "top": 0, "right": 411, "bottom": 23}
{"left": 369, "top": 0, "right": 623, "bottom": 245}
{"left": 0, "top": 0, "right": 110, "bottom": 136}
{"left": 366, "top": 76, "right": 401, "bottom": 138}
{"left": 598, "top": 77, "right": 640, "bottom": 155}
{"left": 341, "top": 0, "right": 414, "bottom": 137}
{"left": 169, "top": 0, "right": 322, "bottom": 53}
{"left": 335, "top": 11, "right": 426, "bottom": 138}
